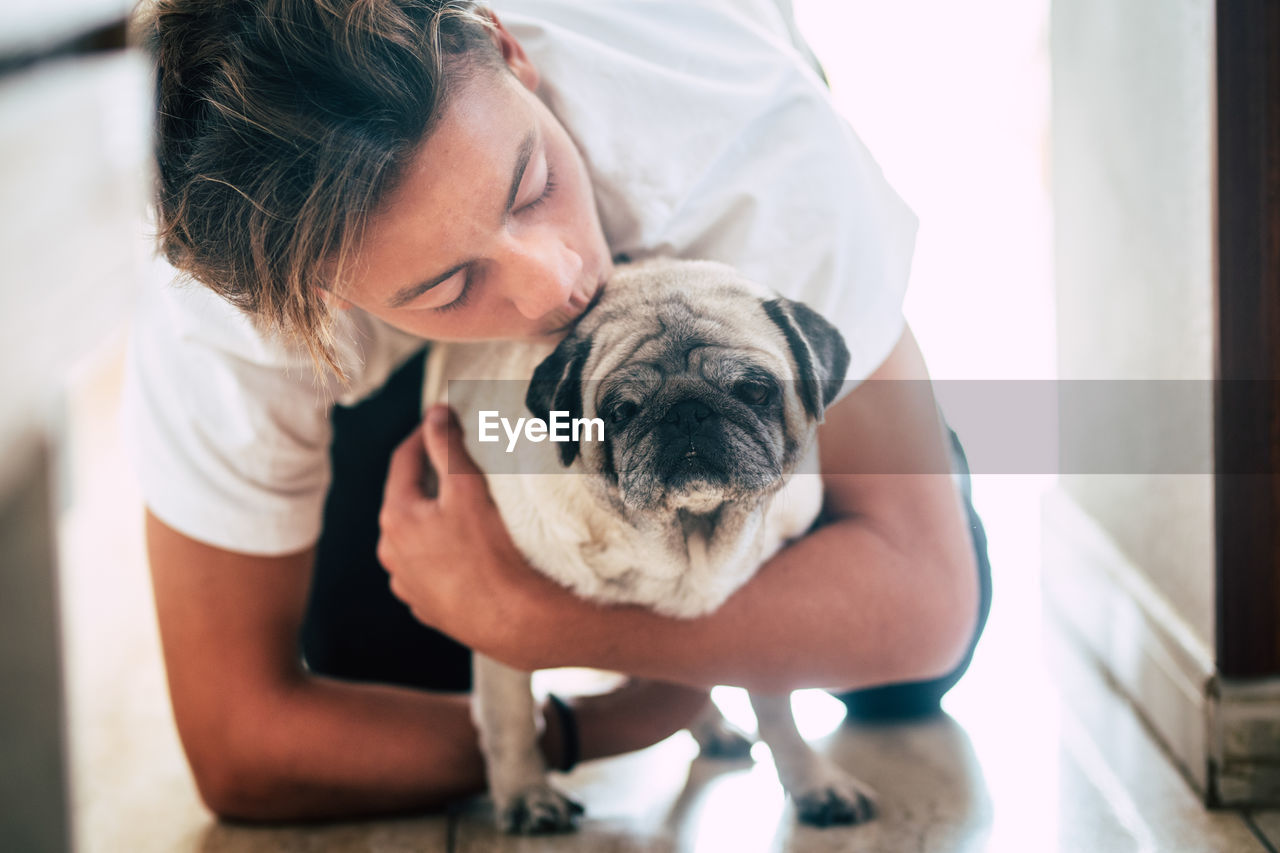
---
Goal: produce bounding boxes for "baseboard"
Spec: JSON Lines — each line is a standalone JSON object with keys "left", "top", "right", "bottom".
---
{"left": 1041, "top": 488, "right": 1218, "bottom": 796}
{"left": 1043, "top": 487, "right": 1280, "bottom": 806}
{"left": 1209, "top": 677, "right": 1280, "bottom": 806}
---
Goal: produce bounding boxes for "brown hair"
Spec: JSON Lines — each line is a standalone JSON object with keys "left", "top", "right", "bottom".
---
{"left": 134, "top": 0, "right": 500, "bottom": 376}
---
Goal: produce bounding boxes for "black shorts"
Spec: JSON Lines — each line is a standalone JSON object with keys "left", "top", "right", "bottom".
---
{"left": 301, "top": 350, "right": 993, "bottom": 718}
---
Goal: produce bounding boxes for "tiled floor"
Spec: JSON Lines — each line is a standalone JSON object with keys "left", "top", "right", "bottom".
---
{"left": 58, "top": 352, "right": 1279, "bottom": 852}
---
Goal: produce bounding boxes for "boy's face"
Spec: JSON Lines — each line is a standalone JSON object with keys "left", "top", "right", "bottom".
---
{"left": 339, "top": 34, "right": 613, "bottom": 342}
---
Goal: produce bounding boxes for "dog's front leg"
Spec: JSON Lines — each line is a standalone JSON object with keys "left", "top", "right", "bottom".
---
{"left": 472, "top": 654, "right": 583, "bottom": 834}
{"left": 748, "top": 691, "right": 877, "bottom": 827}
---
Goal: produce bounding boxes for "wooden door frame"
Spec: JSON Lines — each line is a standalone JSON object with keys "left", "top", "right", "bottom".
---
{"left": 1213, "top": 0, "right": 1280, "bottom": 678}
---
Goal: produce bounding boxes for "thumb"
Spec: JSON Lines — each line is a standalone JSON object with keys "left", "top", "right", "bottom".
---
{"left": 423, "top": 405, "right": 489, "bottom": 504}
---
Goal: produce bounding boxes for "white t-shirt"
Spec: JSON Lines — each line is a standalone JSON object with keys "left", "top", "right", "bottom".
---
{"left": 123, "top": 0, "right": 918, "bottom": 556}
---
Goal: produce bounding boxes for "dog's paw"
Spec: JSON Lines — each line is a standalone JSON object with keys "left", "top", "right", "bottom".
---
{"left": 691, "top": 718, "right": 755, "bottom": 760}
{"left": 688, "top": 706, "right": 755, "bottom": 760}
{"left": 496, "top": 782, "right": 585, "bottom": 835}
{"left": 792, "top": 772, "right": 877, "bottom": 827}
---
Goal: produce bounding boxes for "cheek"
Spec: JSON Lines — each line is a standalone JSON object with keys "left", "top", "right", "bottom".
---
{"left": 555, "top": 166, "right": 592, "bottom": 229}
{"left": 551, "top": 138, "right": 601, "bottom": 230}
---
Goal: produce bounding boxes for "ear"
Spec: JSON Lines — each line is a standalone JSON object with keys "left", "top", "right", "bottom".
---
{"left": 761, "top": 298, "right": 850, "bottom": 420}
{"left": 526, "top": 336, "right": 592, "bottom": 466}
{"left": 485, "top": 11, "right": 540, "bottom": 91}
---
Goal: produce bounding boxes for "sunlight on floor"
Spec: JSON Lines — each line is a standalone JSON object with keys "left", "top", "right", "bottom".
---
{"left": 709, "top": 687, "right": 847, "bottom": 742}
{"left": 944, "top": 475, "right": 1063, "bottom": 852}
{"left": 791, "top": 2, "right": 1062, "bottom": 850}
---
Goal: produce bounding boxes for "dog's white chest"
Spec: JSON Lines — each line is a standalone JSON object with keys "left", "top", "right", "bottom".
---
{"left": 423, "top": 340, "right": 823, "bottom": 618}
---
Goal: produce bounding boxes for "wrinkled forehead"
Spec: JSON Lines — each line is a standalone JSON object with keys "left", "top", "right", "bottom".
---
{"left": 581, "top": 268, "right": 792, "bottom": 380}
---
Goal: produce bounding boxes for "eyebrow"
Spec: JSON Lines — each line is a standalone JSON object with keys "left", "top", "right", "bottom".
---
{"left": 387, "top": 130, "right": 539, "bottom": 309}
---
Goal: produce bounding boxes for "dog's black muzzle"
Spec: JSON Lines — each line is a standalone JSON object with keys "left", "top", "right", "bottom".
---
{"left": 653, "top": 397, "right": 732, "bottom": 488}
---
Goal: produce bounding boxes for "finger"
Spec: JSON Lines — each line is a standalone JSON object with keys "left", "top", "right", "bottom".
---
{"left": 386, "top": 573, "right": 431, "bottom": 626}
{"left": 382, "top": 423, "right": 433, "bottom": 514}
{"left": 423, "top": 404, "right": 489, "bottom": 506}
{"left": 387, "top": 572, "right": 410, "bottom": 606}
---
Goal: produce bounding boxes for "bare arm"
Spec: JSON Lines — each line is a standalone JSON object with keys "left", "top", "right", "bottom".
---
{"left": 379, "top": 327, "right": 979, "bottom": 694}
{"left": 146, "top": 513, "right": 711, "bottom": 822}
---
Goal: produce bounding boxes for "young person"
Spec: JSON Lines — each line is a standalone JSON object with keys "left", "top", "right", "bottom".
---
{"left": 126, "top": 0, "right": 990, "bottom": 821}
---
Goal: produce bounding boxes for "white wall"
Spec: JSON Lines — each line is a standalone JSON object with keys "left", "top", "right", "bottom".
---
{"left": 1050, "top": 0, "right": 1216, "bottom": 647}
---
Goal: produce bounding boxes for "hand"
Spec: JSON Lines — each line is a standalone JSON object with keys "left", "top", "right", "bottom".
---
{"left": 377, "top": 405, "right": 540, "bottom": 654}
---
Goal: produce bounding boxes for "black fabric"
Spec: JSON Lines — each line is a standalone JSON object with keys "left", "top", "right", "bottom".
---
{"left": 830, "top": 426, "right": 994, "bottom": 720}
{"left": 546, "top": 693, "right": 580, "bottom": 772}
{"left": 301, "top": 348, "right": 474, "bottom": 692}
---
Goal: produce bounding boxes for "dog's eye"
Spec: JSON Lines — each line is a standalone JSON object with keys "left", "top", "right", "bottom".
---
{"left": 610, "top": 401, "right": 639, "bottom": 424}
{"left": 733, "top": 380, "right": 773, "bottom": 406}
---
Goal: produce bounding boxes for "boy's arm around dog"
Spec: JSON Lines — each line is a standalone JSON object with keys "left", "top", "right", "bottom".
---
{"left": 378, "top": 328, "right": 980, "bottom": 695}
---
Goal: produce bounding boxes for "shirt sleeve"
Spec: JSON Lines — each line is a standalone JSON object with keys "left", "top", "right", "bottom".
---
{"left": 120, "top": 261, "right": 337, "bottom": 555}
{"left": 121, "top": 258, "right": 423, "bottom": 556}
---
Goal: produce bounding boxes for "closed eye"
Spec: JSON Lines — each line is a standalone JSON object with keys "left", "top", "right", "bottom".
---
{"left": 431, "top": 270, "right": 474, "bottom": 314}
{"left": 433, "top": 161, "right": 557, "bottom": 313}
{"left": 519, "top": 163, "right": 557, "bottom": 214}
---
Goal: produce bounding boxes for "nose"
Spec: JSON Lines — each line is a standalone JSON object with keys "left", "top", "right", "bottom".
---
{"left": 664, "top": 399, "right": 713, "bottom": 429}
{"left": 500, "top": 232, "right": 583, "bottom": 320}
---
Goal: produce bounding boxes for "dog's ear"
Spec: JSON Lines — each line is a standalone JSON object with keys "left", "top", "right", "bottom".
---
{"left": 761, "top": 298, "right": 850, "bottom": 420}
{"left": 526, "top": 335, "right": 593, "bottom": 466}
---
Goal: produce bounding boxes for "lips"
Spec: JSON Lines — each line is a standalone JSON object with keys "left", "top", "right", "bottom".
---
{"left": 567, "top": 280, "right": 598, "bottom": 311}
{"left": 541, "top": 275, "right": 605, "bottom": 335}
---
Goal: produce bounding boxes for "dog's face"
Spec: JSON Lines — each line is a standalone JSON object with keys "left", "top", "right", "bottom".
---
{"left": 526, "top": 259, "right": 849, "bottom": 515}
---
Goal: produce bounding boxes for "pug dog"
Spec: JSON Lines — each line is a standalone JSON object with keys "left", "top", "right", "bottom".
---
{"left": 422, "top": 258, "right": 877, "bottom": 834}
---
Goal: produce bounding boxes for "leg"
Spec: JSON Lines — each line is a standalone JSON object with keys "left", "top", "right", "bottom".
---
{"left": 832, "top": 424, "right": 993, "bottom": 719}
{"left": 749, "top": 692, "right": 877, "bottom": 827}
{"left": 472, "top": 654, "right": 583, "bottom": 834}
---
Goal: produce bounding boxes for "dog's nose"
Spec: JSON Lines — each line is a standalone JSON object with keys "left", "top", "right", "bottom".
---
{"left": 664, "top": 399, "right": 712, "bottom": 429}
